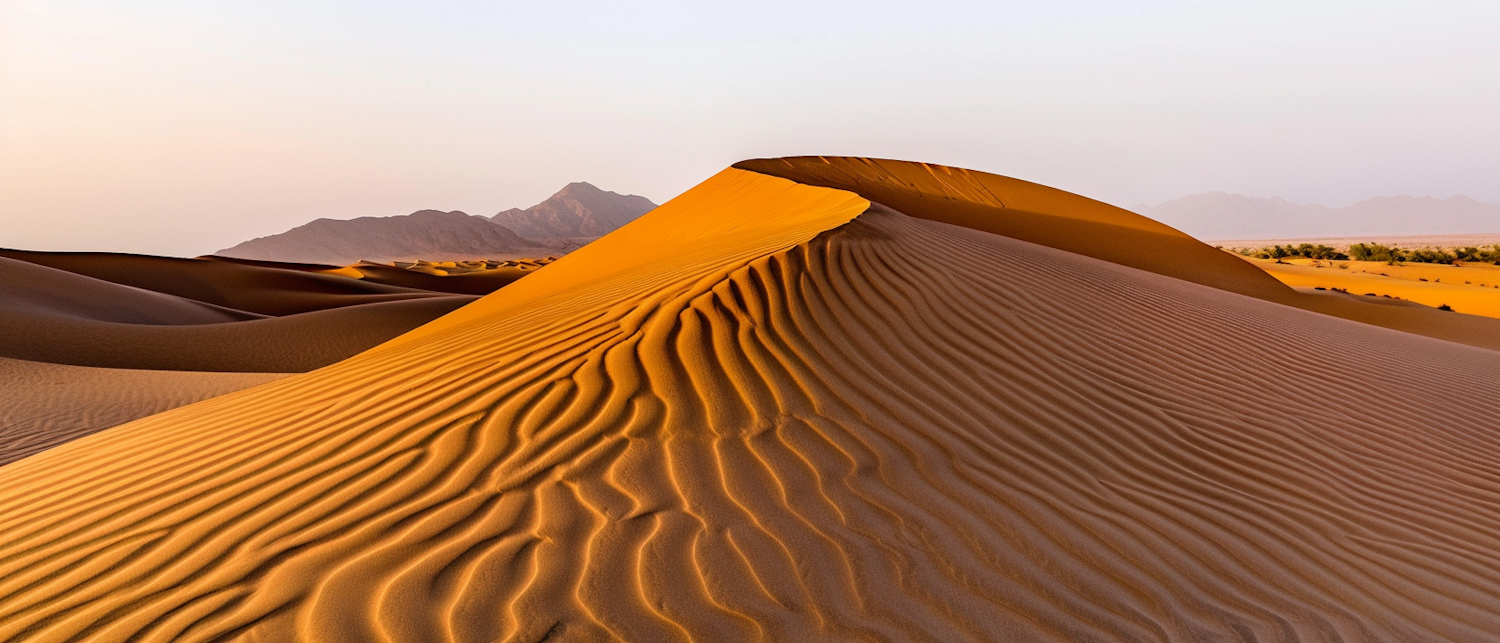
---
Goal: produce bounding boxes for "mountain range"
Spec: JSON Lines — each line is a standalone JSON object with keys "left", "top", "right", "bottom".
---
{"left": 216, "top": 182, "right": 657, "bottom": 265}
{"left": 490, "top": 181, "right": 658, "bottom": 238}
{"left": 1135, "top": 192, "right": 1500, "bottom": 241}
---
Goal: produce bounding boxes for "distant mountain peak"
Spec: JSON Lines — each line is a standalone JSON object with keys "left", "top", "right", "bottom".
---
{"left": 215, "top": 184, "right": 657, "bottom": 265}
{"left": 491, "top": 183, "right": 657, "bottom": 239}
{"left": 217, "top": 209, "right": 532, "bottom": 265}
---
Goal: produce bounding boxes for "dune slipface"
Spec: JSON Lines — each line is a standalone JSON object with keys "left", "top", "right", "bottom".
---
{"left": 4, "top": 164, "right": 1500, "bottom": 642}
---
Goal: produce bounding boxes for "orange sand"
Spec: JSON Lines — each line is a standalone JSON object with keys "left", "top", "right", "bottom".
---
{"left": 2, "top": 162, "right": 1500, "bottom": 641}
{"left": 0, "top": 357, "right": 284, "bottom": 467}
{"left": 1251, "top": 256, "right": 1500, "bottom": 319}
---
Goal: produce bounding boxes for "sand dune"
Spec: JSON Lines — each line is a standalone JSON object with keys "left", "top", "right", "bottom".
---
{"left": 0, "top": 250, "right": 491, "bottom": 371}
{"left": 342, "top": 262, "right": 536, "bottom": 296}
{"left": 0, "top": 249, "right": 447, "bottom": 316}
{"left": 0, "top": 358, "right": 284, "bottom": 467}
{"left": 0, "top": 257, "right": 257, "bottom": 326}
{"left": 4, "top": 293, "right": 476, "bottom": 372}
{"left": 4, "top": 162, "right": 1500, "bottom": 641}
{"left": 738, "top": 156, "right": 1500, "bottom": 351}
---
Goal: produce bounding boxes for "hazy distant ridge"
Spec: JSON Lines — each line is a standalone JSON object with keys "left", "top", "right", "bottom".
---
{"left": 1136, "top": 193, "right": 1500, "bottom": 240}
{"left": 491, "top": 182, "right": 656, "bottom": 238}
{"left": 217, "top": 182, "right": 658, "bottom": 265}
{"left": 217, "top": 210, "right": 532, "bottom": 266}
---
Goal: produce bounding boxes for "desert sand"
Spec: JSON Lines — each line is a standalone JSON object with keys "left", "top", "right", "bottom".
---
{"left": 1250, "top": 257, "right": 1500, "bottom": 319}
{"left": 0, "top": 249, "right": 557, "bottom": 474}
{"left": 0, "top": 253, "right": 479, "bottom": 372}
{"left": 3, "top": 158, "right": 1500, "bottom": 641}
{"left": 0, "top": 358, "right": 286, "bottom": 467}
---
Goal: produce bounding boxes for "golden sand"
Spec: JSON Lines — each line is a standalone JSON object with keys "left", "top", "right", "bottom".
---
{"left": 1251, "top": 256, "right": 1500, "bottom": 319}
{"left": 3, "top": 162, "right": 1500, "bottom": 641}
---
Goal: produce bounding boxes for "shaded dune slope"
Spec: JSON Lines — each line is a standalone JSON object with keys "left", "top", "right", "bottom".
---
{"left": 0, "top": 257, "right": 257, "bottom": 326}
{"left": 0, "top": 251, "right": 482, "bottom": 371}
{"left": 344, "top": 263, "right": 532, "bottom": 296}
{"left": 737, "top": 156, "right": 1500, "bottom": 351}
{"left": 0, "top": 249, "right": 445, "bottom": 316}
{"left": 4, "top": 168, "right": 1500, "bottom": 641}
{"left": 0, "top": 358, "right": 285, "bottom": 467}
{"left": 3, "top": 294, "right": 475, "bottom": 372}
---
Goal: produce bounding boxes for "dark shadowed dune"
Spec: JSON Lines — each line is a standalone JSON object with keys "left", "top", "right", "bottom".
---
{"left": 0, "top": 248, "right": 446, "bottom": 316}
{"left": 342, "top": 263, "right": 534, "bottom": 296}
{"left": 2, "top": 290, "right": 475, "bottom": 371}
{"left": 0, "top": 257, "right": 258, "bottom": 325}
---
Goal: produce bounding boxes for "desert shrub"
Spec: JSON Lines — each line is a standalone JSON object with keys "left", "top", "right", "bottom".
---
{"left": 1348, "top": 243, "right": 1405, "bottom": 263}
{"left": 1406, "top": 248, "right": 1456, "bottom": 264}
{"left": 1242, "top": 243, "right": 1348, "bottom": 260}
{"left": 1453, "top": 245, "right": 1500, "bottom": 263}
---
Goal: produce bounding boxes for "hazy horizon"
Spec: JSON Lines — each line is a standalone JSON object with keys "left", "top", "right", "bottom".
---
{"left": 3, "top": 1, "right": 1497, "bottom": 256}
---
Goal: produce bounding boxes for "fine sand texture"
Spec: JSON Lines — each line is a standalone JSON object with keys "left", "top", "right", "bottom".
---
{"left": 0, "top": 358, "right": 284, "bottom": 467}
{"left": 4, "top": 164, "right": 1500, "bottom": 641}
{"left": 737, "top": 156, "right": 1500, "bottom": 351}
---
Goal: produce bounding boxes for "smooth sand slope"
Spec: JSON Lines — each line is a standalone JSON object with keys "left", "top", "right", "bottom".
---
{"left": 0, "top": 255, "right": 477, "bottom": 372}
{"left": 4, "top": 163, "right": 1500, "bottom": 641}
{"left": 0, "top": 358, "right": 285, "bottom": 467}
{"left": 0, "top": 249, "right": 452, "bottom": 316}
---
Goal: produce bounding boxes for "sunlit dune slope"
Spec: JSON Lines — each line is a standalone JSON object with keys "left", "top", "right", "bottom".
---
{"left": 6, "top": 166, "right": 1500, "bottom": 641}
{"left": 736, "top": 155, "right": 1500, "bottom": 351}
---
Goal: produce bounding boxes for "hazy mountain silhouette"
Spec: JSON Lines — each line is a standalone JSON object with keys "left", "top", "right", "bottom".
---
{"left": 491, "top": 182, "right": 657, "bottom": 238}
{"left": 1136, "top": 193, "right": 1500, "bottom": 240}
{"left": 217, "top": 210, "right": 534, "bottom": 265}
{"left": 217, "top": 184, "right": 657, "bottom": 264}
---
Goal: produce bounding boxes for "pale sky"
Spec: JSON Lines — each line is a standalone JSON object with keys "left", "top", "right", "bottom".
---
{"left": 2, "top": 0, "right": 1497, "bottom": 256}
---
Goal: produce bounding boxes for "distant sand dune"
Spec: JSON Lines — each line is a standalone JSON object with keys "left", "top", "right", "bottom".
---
{"left": 3, "top": 164, "right": 1500, "bottom": 641}
{"left": 0, "top": 358, "right": 284, "bottom": 467}
{"left": 0, "top": 249, "right": 449, "bottom": 316}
